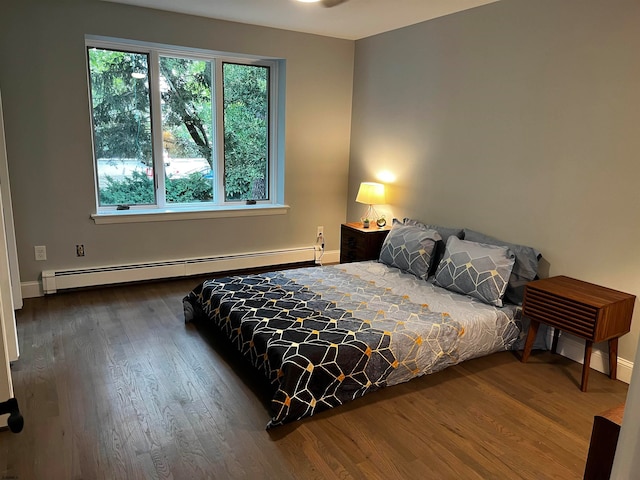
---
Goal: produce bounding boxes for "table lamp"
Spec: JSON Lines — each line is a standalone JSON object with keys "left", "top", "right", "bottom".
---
{"left": 355, "top": 182, "right": 385, "bottom": 227}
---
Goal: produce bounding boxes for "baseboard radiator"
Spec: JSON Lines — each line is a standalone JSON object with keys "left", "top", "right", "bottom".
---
{"left": 42, "top": 246, "right": 317, "bottom": 294}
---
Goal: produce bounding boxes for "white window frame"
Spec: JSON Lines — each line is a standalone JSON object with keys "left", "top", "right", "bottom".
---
{"left": 85, "top": 36, "right": 287, "bottom": 224}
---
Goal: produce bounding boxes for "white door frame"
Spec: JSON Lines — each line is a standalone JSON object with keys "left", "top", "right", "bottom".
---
{"left": 0, "top": 91, "right": 20, "bottom": 310}
{"left": 0, "top": 90, "right": 20, "bottom": 362}
{"left": 0, "top": 90, "right": 15, "bottom": 427}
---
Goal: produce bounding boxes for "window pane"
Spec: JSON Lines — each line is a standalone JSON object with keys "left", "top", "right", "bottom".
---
{"left": 159, "top": 56, "right": 214, "bottom": 203}
{"left": 88, "top": 48, "right": 155, "bottom": 206}
{"left": 223, "top": 63, "right": 269, "bottom": 202}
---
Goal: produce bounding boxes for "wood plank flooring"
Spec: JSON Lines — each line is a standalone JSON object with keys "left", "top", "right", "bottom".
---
{"left": 0, "top": 276, "right": 628, "bottom": 479}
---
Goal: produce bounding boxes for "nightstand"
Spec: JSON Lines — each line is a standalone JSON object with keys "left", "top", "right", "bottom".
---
{"left": 340, "top": 222, "right": 391, "bottom": 263}
{"left": 521, "top": 275, "right": 635, "bottom": 391}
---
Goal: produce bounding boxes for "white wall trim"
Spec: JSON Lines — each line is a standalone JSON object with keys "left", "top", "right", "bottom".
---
{"left": 0, "top": 91, "right": 21, "bottom": 311}
{"left": 91, "top": 204, "right": 290, "bottom": 224}
{"left": 555, "top": 333, "right": 634, "bottom": 385}
{"left": 318, "top": 249, "right": 340, "bottom": 266}
{"left": 20, "top": 281, "right": 43, "bottom": 299}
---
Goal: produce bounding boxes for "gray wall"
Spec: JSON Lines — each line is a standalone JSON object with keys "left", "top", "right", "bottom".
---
{"left": 349, "top": 0, "right": 640, "bottom": 364}
{"left": 0, "top": 0, "right": 354, "bottom": 283}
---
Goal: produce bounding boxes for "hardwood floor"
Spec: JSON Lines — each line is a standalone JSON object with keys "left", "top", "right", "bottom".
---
{"left": 0, "top": 276, "right": 628, "bottom": 479}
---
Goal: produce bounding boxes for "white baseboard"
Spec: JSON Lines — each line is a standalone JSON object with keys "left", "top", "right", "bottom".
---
{"left": 21, "top": 281, "right": 42, "bottom": 299}
{"left": 555, "top": 333, "right": 634, "bottom": 384}
{"left": 318, "top": 249, "right": 340, "bottom": 265}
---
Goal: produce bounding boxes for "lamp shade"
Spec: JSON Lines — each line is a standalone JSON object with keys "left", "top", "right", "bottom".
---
{"left": 355, "top": 182, "right": 385, "bottom": 205}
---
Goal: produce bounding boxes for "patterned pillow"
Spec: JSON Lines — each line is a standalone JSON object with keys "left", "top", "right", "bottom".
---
{"left": 463, "top": 229, "right": 541, "bottom": 305}
{"left": 402, "top": 219, "right": 465, "bottom": 277}
{"left": 379, "top": 220, "right": 441, "bottom": 280}
{"left": 434, "top": 236, "right": 516, "bottom": 307}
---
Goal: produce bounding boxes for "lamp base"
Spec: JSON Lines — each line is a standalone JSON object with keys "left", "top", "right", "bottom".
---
{"left": 361, "top": 205, "right": 380, "bottom": 227}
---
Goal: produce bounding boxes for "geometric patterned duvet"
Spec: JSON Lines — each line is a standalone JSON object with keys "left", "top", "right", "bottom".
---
{"left": 183, "top": 261, "right": 520, "bottom": 428}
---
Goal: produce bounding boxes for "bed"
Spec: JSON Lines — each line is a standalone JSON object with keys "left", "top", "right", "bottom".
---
{"left": 183, "top": 220, "right": 545, "bottom": 428}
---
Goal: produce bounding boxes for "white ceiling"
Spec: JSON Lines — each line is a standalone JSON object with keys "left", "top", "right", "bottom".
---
{"left": 100, "top": 0, "right": 500, "bottom": 40}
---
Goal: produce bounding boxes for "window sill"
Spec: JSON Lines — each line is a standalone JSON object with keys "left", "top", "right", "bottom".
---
{"left": 91, "top": 204, "right": 290, "bottom": 224}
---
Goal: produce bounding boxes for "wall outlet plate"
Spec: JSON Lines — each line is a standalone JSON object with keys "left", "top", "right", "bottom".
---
{"left": 34, "top": 245, "right": 47, "bottom": 261}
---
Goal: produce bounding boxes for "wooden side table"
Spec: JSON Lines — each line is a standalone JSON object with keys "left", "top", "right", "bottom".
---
{"left": 521, "top": 275, "right": 635, "bottom": 391}
{"left": 340, "top": 222, "right": 391, "bottom": 264}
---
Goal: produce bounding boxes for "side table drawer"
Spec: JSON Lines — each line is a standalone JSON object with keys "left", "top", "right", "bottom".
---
{"left": 524, "top": 288, "right": 597, "bottom": 338}
{"left": 340, "top": 237, "right": 365, "bottom": 263}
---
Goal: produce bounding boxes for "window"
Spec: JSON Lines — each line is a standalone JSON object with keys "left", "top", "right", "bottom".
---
{"left": 86, "top": 37, "right": 282, "bottom": 219}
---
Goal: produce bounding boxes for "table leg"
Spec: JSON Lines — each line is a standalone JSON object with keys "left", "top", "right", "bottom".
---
{"left": 521, "top": 320, "right": 540, "bottom": 363}
{"left": 581, "top": 340, "right": 593, "bottom": 392}
{"left": 608, "top": 338, "right": 618, "bottom": 380}
{"left": 551, "top": 328, "right": 561, "bottom": 354}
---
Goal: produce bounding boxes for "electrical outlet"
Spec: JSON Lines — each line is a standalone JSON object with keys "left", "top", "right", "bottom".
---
{"left": 34, "top": 245, "right": 47, "bottom": 261}
{"left": 317, "top": 226, "right": 324, "bottom": 238}
{"left": 76, "top": 244, "right": 85, "bottom": 257}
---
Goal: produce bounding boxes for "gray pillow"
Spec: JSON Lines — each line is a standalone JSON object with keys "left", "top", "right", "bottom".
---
{"left": 402, "top": 218, "right": 464, "bottom": 244}
{"left": 463, "top": 229, "right": 541, "bottom": 305}
{"left": 402, "top": 218, "right": 464, "bottom": 276}
{"left": 379, "top": 220, "right": 441, "bottom": 280}
{"left": 434, "top": 236, "right": 516, "bottom": 307}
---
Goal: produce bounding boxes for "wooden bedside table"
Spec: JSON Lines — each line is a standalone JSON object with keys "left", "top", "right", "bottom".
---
{"left": 521, "top": 275, "right": 635, "bottom": 391}
{"left": 340, "top": 222, "right": 391, "bottom": 263}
